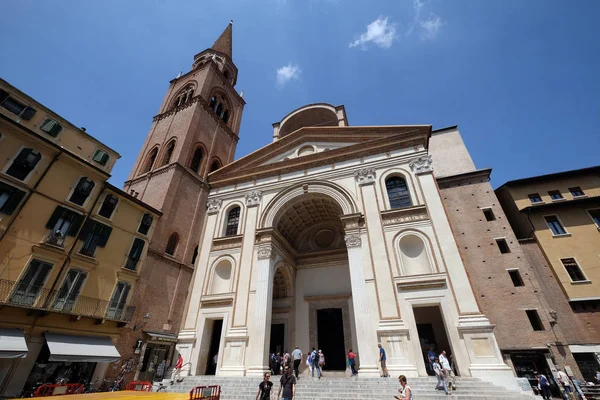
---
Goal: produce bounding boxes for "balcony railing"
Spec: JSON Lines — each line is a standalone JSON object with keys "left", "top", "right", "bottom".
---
{"left": 44, "top": 230, "right": 67, "bottom": 247}
{"left": 0, "top": 279, "right": 134, "bottom": 323}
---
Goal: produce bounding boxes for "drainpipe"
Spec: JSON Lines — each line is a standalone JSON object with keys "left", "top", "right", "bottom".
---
{"left": 0, "top": 151, "right": 62, "bottom": 242}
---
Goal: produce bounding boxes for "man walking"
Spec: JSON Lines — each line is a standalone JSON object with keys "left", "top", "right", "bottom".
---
{"left": 557, "top": 368, "right": 573, "bottom": 400}
{"left": 310, "top": 347, "right": 321, "bottom": 379}
{"left": 536, "top": 371, "right": 552, "bottom": 400}
{"left": 278, "top": 365, "right": 296, "bottom": 400}
{"left": 378, "top": 343, "right": 389, "bottom": 377}
{"left": 170, "top": 353, "right": 184, "bottom": 385}
{"left": 291, "top": 346, "right": 303, "bottom": 379}
{"left": 439, "top": 351, "right": 455, "bottom": 390}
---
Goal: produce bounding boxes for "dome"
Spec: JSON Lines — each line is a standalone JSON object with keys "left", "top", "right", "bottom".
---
{"left": 272, "top": 103, "right": 347, "bottom": 141}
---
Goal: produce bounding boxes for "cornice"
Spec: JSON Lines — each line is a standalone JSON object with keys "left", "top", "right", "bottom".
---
{"left": 436, "top": 168, "right": 492, "bottom": 188}
{"left": 124, "top": 163, "right": 209, "bottom": 191}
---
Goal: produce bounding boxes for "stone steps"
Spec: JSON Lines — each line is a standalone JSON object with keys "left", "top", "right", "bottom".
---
{"left": 158, "top": 375, "right": 532, "bottom": 400}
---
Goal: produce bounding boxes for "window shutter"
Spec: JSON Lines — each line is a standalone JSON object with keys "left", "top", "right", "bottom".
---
{"left": 45, "top": 206, "right": 66, "bottom": 229}
{"left": 49, "top": 123, "right": 62, "bottom": 136}
{"left": 129, "top": 238, "right": 145, "bottom": 260}
{"left": 98, "top": 225, "right": 113, "bottom": 247}
{"left": 20, "top": 106, "right": 37, "bottom": 120}
{"left": 101, "top": 152, "right": 110, "bottom": 165}
{"left": 2, "top": 188, "right": 26, "bottom": 215}
{"left": 0, "top": 89, "right": 8, "bottom": 104}
{"left": 68, "top": 212, "right": 85, "bottom": 236}
{"left": 78, "top": 220, "right": 93, "bottom": 240}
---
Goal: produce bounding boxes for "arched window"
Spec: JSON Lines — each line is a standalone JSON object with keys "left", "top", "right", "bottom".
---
{"left": 165, "top": 233, "right": 179, "bottom": 256}
{"left": 190, "top": 148, "right": 203, "bottom": 173}
{"left": 208, "top": 94, "right": 231, "bottom": 125}
{"left": 161, "top": 141, "right": 175, "bottom": 166}
{"left": 223, "top": 70, "right": 230, "bottom": 80}
{"left": 210, "top": 160, "right": 221, "bottom": 173}
{"left": 174, "top": 86, "right": 194, "bottom": 108}
{"left": 211, "top": 260, "right": 232, "bottom": 294}
{"left": 225, "top": 207, "right": 240, "bottom": 236}
{"left": 142, "top": 148, "right": 158, "bottom": 173}
{"left": 386, "top": 177, "right": 412, "bottom": 209}
{"left": 273, "top": 269, "right": 288, "bottom": 299}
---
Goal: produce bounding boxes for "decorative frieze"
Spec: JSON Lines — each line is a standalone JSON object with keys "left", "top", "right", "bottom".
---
{"left": 409, "top": 155, "right": 433, "bottom": 174}
{"left": 344, "top": 234, "right": 362, "bottom": 248}
{"left": 207, "top": 199, "right": 223, "bottom": 214}
{"left": 353, "top": 167, "right": 376, "bottom": 185}
{"left": 211, "top": 235, "right": 243, "bottom": 251}
{"left": 381, "top": 205, "right": 429, "bottom": 226}
{"left": 245, "top": 190, "right": 262, "bottom": 207}
{"left": 257, "top": 245, "right": 276, "bottom": 260}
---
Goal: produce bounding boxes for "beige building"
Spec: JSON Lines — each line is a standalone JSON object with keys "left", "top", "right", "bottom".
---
{"left": 0, "top": 79, "right": 161, "bottom": 397}
{"left": 496, "top": 166, "right": 600, "bottom": 380}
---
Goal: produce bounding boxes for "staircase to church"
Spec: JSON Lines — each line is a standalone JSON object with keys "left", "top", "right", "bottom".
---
{"left": 161, "top": 375, "right": 533, "bottom": 400}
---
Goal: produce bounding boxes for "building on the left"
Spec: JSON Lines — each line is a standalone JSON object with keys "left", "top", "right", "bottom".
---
{"left": 0, "top": 78, "right": 161, "bottom": 398}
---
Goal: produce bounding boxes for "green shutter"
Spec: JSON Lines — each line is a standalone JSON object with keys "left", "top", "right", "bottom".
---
{"left": 68, "top": 212, "right": 85, "bottom": 236}
{"left": 129, "top": 238, "right": 145, "bottom": 260}
{"left": 20, "top": 106, "right": 37, "bottom": 120}
{"left": 98, "top": 225, "right": 113, "bottom": 247}
{"left": 49, "top": 123, "right": 62, "bottom": 136}
{"left": 78, "top": 220, "right": 93, "bottom": 240}
{"left": 2, "top": 188, "right": 26, "bottom": 215}
{"left": 101, "top": 153, "right": 110, "bottom": 165}
{"left": 45, "top": 206, "right": 66, "bottom": 229}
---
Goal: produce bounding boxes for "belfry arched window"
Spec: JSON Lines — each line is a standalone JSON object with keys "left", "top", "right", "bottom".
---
{"left": 386, "top": 176, "right": 412, "bottom": 209}
{"left": 225, "top": 207, "right": 240, "bottom": 236}
{"left": 209, "top": 94, "right": 231, "bottom": 124}
{"left": 165, "top": 233, "right": 179, "bottom": 256}
{"left": 210, "top": 160, "right": 222, "bottom": 173}
{"left": 161, "top": 140, "right": 176, "bottom": 166}
{"left": 142, "top": 148, "right": 158, "bottom": 174}
{"left": 174, "top": 86, "right": 194, "bottom": 108}
{"left": 190, "top": 148, "right": 203, "bottom": 173}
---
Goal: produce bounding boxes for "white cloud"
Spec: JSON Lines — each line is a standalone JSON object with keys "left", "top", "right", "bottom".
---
{"left": 276, "top": 63, "right": 301, "bottom": 86}
{"left": 420, "top": 15, "right": 442, "bottom": 40}
{"left": 349, "top": 16, "right": 397, "bottom": 50}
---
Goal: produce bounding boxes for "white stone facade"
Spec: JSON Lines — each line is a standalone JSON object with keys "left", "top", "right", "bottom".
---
{"left": 178, "top": 105, "right": 519, "bottom": 392}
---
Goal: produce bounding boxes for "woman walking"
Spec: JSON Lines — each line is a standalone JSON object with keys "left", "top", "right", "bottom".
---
{"left": 433, "top": 357, "right": 450, "bottom": 395}
{"left": 347, "top": 348, "right": 357, "bottom": 376}
{"left": 256, "top": 372, "right": 273, "bottom": 400}
{"left": 394, "top": 375, "right": 413, "bottom": 400}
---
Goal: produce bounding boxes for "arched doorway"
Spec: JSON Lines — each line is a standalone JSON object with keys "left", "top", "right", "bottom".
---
{"left": 269, "top": 194, "right": 355, "bottom": 372}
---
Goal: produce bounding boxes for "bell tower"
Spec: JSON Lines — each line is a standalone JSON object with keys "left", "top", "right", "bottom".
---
{"left": 123, "top": 21, "right": 245, "bottom": 333}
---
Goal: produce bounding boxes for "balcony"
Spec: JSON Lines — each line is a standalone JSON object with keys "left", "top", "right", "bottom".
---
{"left": 0, "top": 279, "right": 134, "bottom": 324}
{"left": 44, "top": 230, "right": 67, "bottom": 248}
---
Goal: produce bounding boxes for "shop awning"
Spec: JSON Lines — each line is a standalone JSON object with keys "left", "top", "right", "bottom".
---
{"left": 0, "top": 328, "right": 28, "bottom": 358}
{"left": 45, "top": 333, "right": 121, "bottom": 363}
{"left": 144, "top": 331, "right": 178, "bottom": 342}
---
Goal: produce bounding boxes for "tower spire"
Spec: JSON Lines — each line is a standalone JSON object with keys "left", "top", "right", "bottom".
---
{"left": 211, "top": 20, "right": 233, "bottom": 59}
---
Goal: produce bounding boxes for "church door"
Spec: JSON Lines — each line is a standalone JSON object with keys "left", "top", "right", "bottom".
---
{"left": 317, "top": 308, "right": 346, "bottom": 370}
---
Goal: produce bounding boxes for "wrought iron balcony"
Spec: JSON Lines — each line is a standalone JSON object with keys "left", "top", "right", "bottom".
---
{"left": 0, "top": 279, "right": 134, "bottom": 323}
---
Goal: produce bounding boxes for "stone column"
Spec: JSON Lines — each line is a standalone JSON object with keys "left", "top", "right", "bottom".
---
{"left": 246, "top": 244, "right": 277, "bottom": 376}
{"left": 344, "top": 233, "right": 380, "bottom": 377}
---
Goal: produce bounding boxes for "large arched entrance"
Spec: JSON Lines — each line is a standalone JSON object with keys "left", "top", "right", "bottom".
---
{"left": 268, "top": 193, "right": 355, "bottom": 372}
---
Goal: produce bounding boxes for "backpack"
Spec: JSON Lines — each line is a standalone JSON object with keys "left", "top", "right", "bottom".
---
{"left": 312, "top": 351, "right": 320, "bottom": 365}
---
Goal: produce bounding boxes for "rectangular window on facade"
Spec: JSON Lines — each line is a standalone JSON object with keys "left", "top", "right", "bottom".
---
{"left": 0, "top": 181, "right": 26, "bottom": 215}
{"left": 544, "top": 215, "right": 567, "bottom": 235}
{"left": 589, "top": 209, "right": 600, "bottom": 228}
{"left": 6, "top": 148, "right": 42, "bottom": 181}
{"left": 98, "top": 195, "right": 118, "bottom": 219}
{"left": 561, "top": 258, "right": 587, "bottom": 282}
{"left": 482, "top": 208, "right": 495, "bottom": 221}
{"left": 45, "top": 206, "right": 84, "bottom": 245}
{"left": 138, "top": 213, "right": 153, "bottom": 235}
{"left": 528, "top": 193, "right": 543, "bottom": 204}
{"left": 92, "top": 149, "right": 110, "bottom": 166}
{"left": 39, "top": 118, "right": 63, "bottom": 137}
{"left": 495, "top": 238, "right": 510, "bottom": 254}
{"left": 125, "top": 238, "right": 145, "bottom": 271}
{"left": 106, "top": 282, "right": 131, "bottom": 320}
{"left": 10, "top": 259, "right": 53, "bottom": 306}
{"left": 525, "top": 310, "right": 545, "bottom": 331}
{"left": 508, "top": 269, "right": 524, "bottom": 287}
{"left": 569, "top": 187, "right": 585, "bottom": 197}
{"left": 68, "top": 177, "right": 95, "bottom": 206}
{"left": 0, "top": 91, "right": 37, "bottom": 120}
{"left": 548, "top": 190, "right": 564, "bottom": 201}
{"left": 52, "top": 269, "right": 87, "bottom": 312}
{"left": 78, "top": 220, "right": 112, "bottom": 257}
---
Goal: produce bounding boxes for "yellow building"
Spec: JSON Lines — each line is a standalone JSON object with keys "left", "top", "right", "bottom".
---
{"left": 0, "top": 78, "right": 161, "bottom": 397}
{"left": 496, "top": 166, "right": 600, "bottom": 378}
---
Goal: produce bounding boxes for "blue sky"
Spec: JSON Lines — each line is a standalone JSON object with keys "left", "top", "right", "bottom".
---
{"left": 1, "top": 0, "right": 598, "bottom": 187}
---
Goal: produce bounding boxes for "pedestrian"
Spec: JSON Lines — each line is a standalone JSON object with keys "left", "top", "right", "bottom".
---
{"left": 291, "top": 346, "right": 303, "bottom": 378}
{"left": 275, "top": 352, "right": 282, "bottom": 375}
{"left": 284, "top": 350, "right": 291, "bottom": 369}
{"left": 439, "top": 350, "right": 455, "bottom": 390}
{"left": 433, "top": 357, "right": 450, "bottom": 395}
{"left": 427, "top": 346, "right": 436, "bottom": 374}
{"left": 557, "top": 368, "right": 573, "bottom": 400}
{"left": 256, "top": 372, "right": 273, "bottom": 400}
{"left": 347, "top": 348, "right": 357, "bottom": 376}
{"left": 170, "top": 353, "right": 184, "bottom": 385}
{"left": 213, "top": 352, "right": 218, "bottom": 373}
{"left": 306, "top": 350, "right": 313, "bottom": 376}
{"left": 318, "top": 349, "right": 325, "bottom": 376}
{"left": 536, "top": 371, "right": 552, "bottom": 400}
{"left": 378, "top": 343, "right": 389, "bottom": 377}
{"left": 270, "top": 353, "right": 276, "bottom": 375}
{"left": 394, "top": 375, "right": 413, "bottom": 400}
{"left": 310, "top": 347, "right": 321, "bottom": 379}
{"left": 277, "top": 365, "right": 296, "bottom": 400}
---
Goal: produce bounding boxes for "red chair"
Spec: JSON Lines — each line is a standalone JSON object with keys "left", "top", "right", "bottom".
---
{"left": 33, "top": 383, "right": 84, "bottom": 396}
{"left": 189, "top": 385, "right": 221, "bottom": 399}
{"left": 125, "top": 381, "right": 153, "bottom": 391}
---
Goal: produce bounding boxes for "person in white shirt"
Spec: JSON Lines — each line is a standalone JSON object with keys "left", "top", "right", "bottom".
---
{"left": 439, "top": 351, "right": 455, "bottom": 390}
{"left": 557, "top": 369, "right": 572, "bottom": 397}
{"left": 291, "top": 346, "right": 303, "bottom": 378}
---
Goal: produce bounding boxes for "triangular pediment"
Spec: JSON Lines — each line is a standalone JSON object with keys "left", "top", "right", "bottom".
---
{"left": 209, "top": 125, "right": 431, "bottom": 187}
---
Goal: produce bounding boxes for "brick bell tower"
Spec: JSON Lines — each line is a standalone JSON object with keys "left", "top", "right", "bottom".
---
{"left": 118, "top": 21, "right": 245, "bottom": 379}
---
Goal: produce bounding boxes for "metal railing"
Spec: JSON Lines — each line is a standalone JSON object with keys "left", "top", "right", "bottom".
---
{"left": 0, "top": 279, "right": 135, "bottom": 323}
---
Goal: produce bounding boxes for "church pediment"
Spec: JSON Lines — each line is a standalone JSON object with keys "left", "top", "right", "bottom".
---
{"left": 208, "top": 125, "right": 431, "bottom": 188}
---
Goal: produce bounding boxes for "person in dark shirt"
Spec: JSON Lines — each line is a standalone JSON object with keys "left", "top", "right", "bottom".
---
{"left": 278, "top": 365, "right": 296, "bottom": 400}
{"left": 256, "top": 372, "right": 273, "bottom": 400}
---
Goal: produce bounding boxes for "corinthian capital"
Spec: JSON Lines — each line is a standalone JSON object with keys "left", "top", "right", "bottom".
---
{"left": 344, "top": 234, "right": 362, "bottom": 248}
{"left": 409, "top": 155, "right": 433, "bottom": 175}
{"left": 206, "top": 199, "right": 223, "bottom": 215}
{"left": 245, "top": 190, "right": 263, "bottom": 207}
{"left": 257, "top": 245, "right": 276, "bottom": 260}
{"left": 354, "top": 168, "right": 376, "bottom": 185}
